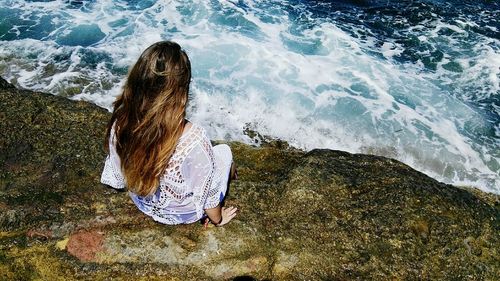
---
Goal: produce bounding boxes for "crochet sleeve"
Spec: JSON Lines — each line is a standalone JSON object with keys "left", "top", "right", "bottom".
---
{"left": 100, "top": 126, "right": 126, "bottom": 190}
{"left": 182, "top": 129, "right": 220, "bottom": 210}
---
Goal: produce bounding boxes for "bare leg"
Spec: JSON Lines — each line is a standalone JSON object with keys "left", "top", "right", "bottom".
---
{"left": 229, "top": 162, "right": 238, "bottom": 181}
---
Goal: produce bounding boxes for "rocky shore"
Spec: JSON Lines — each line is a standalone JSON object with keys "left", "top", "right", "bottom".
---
{"left": 0, "top": 77, "right": 498, "bottom": 280}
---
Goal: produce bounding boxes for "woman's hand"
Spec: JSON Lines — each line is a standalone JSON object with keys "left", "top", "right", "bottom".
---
{"left": 204, "top": 205, "right": 238, "bottom": 227}
{"left": 217, "top": 206, "right": 238, "bottom": 226}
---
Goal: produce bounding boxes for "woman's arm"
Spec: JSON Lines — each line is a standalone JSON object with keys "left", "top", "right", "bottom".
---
{"left": 182, "top": 127, "right": 237, "bottom": 227}
{"left": 101, "top": 124, "right": 126, "bottom": 189}
{"left": 204, "top": 205, "right": 238, "bottom": 227}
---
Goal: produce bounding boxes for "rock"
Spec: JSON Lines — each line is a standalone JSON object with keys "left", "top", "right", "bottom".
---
{"left": 66, "top": 230, "right": 104, "bottom": 262}
{"left": 0, "top": 77, "right": 499, "bottom": 280}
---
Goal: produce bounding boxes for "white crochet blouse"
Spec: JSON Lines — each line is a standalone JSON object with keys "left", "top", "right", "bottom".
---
{"left": 100, "top": 123, "right": 233, "bottom": 225}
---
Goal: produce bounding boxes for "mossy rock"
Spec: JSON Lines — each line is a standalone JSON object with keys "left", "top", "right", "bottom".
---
{"left": 0, "top": 77, "right": 498, "bottom": 280}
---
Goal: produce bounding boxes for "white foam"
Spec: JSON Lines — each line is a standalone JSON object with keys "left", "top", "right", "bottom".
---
{"left": 0, "top": 0, "right": 498, "bottom": 193}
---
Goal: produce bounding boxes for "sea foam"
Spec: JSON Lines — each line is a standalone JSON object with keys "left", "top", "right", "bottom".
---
{"left": 0, "top": 0, "right": 498, "bottom": 193}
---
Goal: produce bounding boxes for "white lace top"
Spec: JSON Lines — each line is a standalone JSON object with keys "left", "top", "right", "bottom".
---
{"left": 100, "top": 123, "right": 233, "bottom": 225}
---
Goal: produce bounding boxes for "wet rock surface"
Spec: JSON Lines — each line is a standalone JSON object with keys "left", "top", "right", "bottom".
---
{"left": 0, "top": 77, "right": 499, "bottom": 280}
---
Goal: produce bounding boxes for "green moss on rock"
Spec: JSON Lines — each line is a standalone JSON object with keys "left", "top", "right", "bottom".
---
{"left": 0, "top": 77, "right": 498, "bottom": 280}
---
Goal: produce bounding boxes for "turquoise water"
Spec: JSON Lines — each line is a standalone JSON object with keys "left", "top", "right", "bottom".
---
{"left": 0, "top": 0, "right": 498, "bottom": 193}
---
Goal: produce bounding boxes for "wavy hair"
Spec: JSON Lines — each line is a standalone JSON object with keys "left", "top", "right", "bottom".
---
{"left": 105, "top": 41, "right": 191, "bottom": 196}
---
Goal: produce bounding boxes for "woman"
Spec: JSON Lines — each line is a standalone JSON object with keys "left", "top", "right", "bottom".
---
{"left": 100, "top": 41, "right": 237, "bottom": 227}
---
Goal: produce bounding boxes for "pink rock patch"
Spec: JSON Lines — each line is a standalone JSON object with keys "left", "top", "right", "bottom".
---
{"left": 66, "top": 230, "right": 104, "bottom": 262}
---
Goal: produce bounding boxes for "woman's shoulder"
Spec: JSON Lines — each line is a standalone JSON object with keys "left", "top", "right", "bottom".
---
{"left": 180, "top": 121, "right": 210, "bottom": 144}
{"left": 176, "top": 122, "right": 212, "bottom": 161}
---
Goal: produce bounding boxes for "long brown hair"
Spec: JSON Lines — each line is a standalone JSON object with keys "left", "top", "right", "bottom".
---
{"left": 105, "top": 41, "right": 191, "bottom": 196}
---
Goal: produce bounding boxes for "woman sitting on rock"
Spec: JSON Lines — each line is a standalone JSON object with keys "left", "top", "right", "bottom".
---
{"left": 100, "top": 41, "right": 237, "bottom": 227}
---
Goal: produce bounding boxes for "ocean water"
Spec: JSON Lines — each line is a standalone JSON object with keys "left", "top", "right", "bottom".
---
{"left": 0, "top": 0, "right": 498, "bottom": 193}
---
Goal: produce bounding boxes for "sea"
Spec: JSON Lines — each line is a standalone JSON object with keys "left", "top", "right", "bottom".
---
{"left": 0, "top": 0, "right": 498, "bottom": 193}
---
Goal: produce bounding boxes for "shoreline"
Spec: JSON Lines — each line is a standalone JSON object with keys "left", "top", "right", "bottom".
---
{"left": 0, "top": 76, "right": 499, "bottom": 279}
{"left": 2, "top": 75, "right": 498, "bottom": 196}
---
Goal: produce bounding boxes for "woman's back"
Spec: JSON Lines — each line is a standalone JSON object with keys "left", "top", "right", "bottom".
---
{"left": 101, "top": 122, "right": 233, "bottom": 225}
{"left": 101, "top": 41, "right": 237, "bottom": 227}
